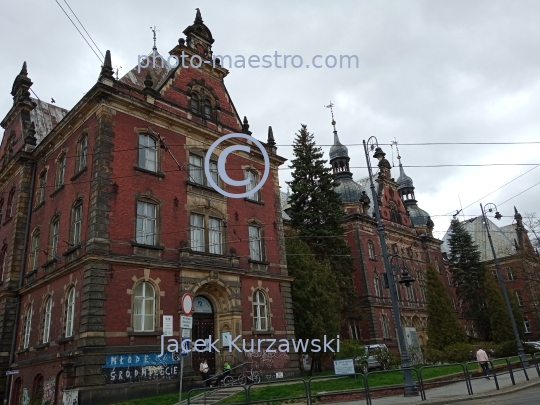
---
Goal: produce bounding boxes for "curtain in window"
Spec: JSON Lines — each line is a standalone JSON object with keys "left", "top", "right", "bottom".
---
{"left": 133, "top": 282, "right": 155, "bottom": 331}
{"left": 189, "top": 155, "right": 204, "bottom": 184}
{"left": 136, "top": 202, "right": 157, "bottom": 245}
{"left": 190, "top": 214, "right": 205, "bottom": 252}
{"left": 209, "top": 218, "right": 222, "bottom": 254}
{"left": 138, "top": 135, "right": 157, "bottom": 172}
{"left": 248, "top": 225, "right": 261, "bottom": 261}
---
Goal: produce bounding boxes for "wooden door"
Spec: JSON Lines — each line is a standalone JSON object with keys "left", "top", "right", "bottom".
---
{"left": 192, "top": 313, "right": 215, "bottom": 374}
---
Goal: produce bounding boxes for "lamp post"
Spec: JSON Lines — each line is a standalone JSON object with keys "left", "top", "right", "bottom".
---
{"left": 363, "top": 137, "right": 418, "bottom": 396}
{"left": 480, "top": 203, "right": 528, "bottom": 367}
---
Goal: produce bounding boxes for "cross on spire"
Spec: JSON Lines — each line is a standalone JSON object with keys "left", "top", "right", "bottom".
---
{"left": 391, "top": 138, "right": 402, "bottom": 162}
{"left": 150, "top": 26, "right": 160, "bottom": 51}
{"left": 324, "top": 101, "right": 337, "bottom": 132}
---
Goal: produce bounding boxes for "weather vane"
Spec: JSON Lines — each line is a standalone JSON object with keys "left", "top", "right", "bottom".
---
{"left": 114, "top": 65, "right": 122, "bottom": 80}
{"left": 324, "top": 101, "right": 335, "bottom": 123}
{"left": 150, "top": 26, "right": 160, "bottom": 51}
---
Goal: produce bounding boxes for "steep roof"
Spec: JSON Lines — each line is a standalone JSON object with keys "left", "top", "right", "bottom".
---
{"left": 119, "top": 51, "right": 174, "bottom": 91}
{"left": 441, "top": 216, "right": 518, "bottom": 261}
{"left": 29, "top": 98, "right": 69, "bottom": 144}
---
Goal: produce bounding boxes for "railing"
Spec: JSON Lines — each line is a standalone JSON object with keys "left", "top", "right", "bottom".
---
{"left": 201, "top": 362, "right": 255, "bottom": 387}
{"left": 185, "top": 352, "right": 540, "bottom": 405}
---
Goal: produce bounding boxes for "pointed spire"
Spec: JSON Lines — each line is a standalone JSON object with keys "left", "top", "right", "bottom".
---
{"left": 20, "top": 62, "right": 28, "bottom": 76}
{"left": 11, "top": 61, "right": 34, "bottom": 105}
{"left": 267, "top": 126, "right": 276, "bottom": 147}
{"left": 144, "top": 71, "right": 154, "bottom": 88}
{"left": 195, "top": 8, "right": 203, "bottom": 23}
{"left": 242, "top": 116, "right": 252, "bottom": 135}
{"left": 99, "top": 50, "right": 114, "bottom": 81}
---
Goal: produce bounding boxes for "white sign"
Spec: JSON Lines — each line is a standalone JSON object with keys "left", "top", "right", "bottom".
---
{"left": 276, "top": 371, "right": 284, "bottom": 379}
{"left": 163, "top": 316, "right": 173, "bottom": 336}
{"left": 182, "top": 293, "right": 194, "bottom": 315}
{"left": 6, "top": 370, "right": 19, "bottom": 375}
{"left": 180, "top": 316, "right": 193, "bottom": 329}
{"left": 221, "top": 331, "right": 231, "bottom": 347}
{"left": 333, "top": 358, "right": 355, "bottom": 375}
{"left": 62, "top": 389, "right": 79, "bottom": 405}
{"left": 182, "top": 329, "right": 191, "bottom": 338}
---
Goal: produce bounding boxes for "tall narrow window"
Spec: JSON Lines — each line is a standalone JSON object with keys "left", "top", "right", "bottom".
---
{"left": 208, "top": 218, "right": 222, "bottom": 255}
{"left": 209, "top": 161, "right": 219, "bottom": 185}
{"left": 36, "top": 172, "right": 46, "bottom": 204}
{"left": 253, "top": 290, "right": 268, "bottom": 331}
{"left": 42, "top": 297, "right": 52, "bottom": 344}
{"left": 190, "top": 94, "right": 200, "bottom": 114}
{"left": 138, "top": 134, "right": 158, "bottom": 172}
{"left": 0, "top": 199, "right": 3, "bottom": 224}
{"left": 406, "top": 284, "right": 416, "bottom": 304}
{"left": 381, "top": 314, "right": 391, "bottom": 338}
{"left": 506, "top": 267, "right": 516, "bottom": 281}
{"left": 22, "top": 305, "right": 32, "bottom": 349}
{"left": 446, "top": 271, "right": 452, "bottom": 286}
{"left": 56, "top": 155, "right": 66, "bottom": 187}
{"left": 133, "top": 282, "right": 155, "bottom": 332}
{"left": 524, "top": 317, "right": 532, "bottom": 334}
{"left": 349, "top": 323, "right": 360, "bottom": 340}
{"left": 248, "top": 225, "right": 262, "bottom": 261}
{"left": 7, "top": 189, "right": 15, "bottom": 219}
{"left": 76, "top": 135, "right": 88, "bottom": 173}
{"left": 418, "top": 272, "right": 427, "bottom": 303}
{"left": 190, "top": 214, "right": 205, "bottom": 252}
{"left": 367, "top": 240, "right": 376, "bottom": 260}
{"left": 0, "top": 245, "right": 6, "bottom": 282}
{"left": 245, "top": 170, "right": 260, "bottom": 201}
{"left": 435, "top": 260, "right": 440, "bottom": 273}
{"left": 50, "top": 218, "right": 60, "bottom": 259}
{"left": 374, "top": 273, "right": 381, "bottom": 297}
{"left": 189, "top": 154, "right": 204, "bottom": 184}
{"left": 65, "top": 287, "right": 75, "bottom": 338}
{"left": 29, "top": 232, "right": 40, "bottom": 270}
{"left": 203, "top": 100, "right": 212, "bottom": 119}
{"left": 136, "top": 201, "right": 157, "bottom": 245}
{"left": 516, "top": 291, "right": 524, "bottom": 307}
{"left": 72, "top": 203, "right": 83, "bottom": 245}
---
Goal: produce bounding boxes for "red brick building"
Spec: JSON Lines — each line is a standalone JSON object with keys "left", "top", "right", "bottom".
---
{"left": 0, "top": 10, "right": 297, "bottom": 405}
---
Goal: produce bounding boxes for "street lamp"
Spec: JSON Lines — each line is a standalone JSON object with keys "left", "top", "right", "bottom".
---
{"left": 363, "top": 137, "right": 418, "bottom": 397}
{"left": 480, "top": 203, "right": 528, "bottom": 367}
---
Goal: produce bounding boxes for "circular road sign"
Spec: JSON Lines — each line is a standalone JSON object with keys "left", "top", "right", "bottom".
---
{"left": 182, "top": 293, "right": 194, "bottom": 316}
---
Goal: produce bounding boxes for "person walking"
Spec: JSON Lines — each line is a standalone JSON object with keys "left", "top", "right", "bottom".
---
{"left": 199, "top": 359, "right": 210, "bottom": 387}
{"left": 476, "top": 346, "right": 490, "bottom": 379}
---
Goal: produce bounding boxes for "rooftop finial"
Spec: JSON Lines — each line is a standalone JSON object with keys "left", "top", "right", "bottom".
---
{"left": 195, "top": 8, "right": 203, "bottom": 23}
{"left": 267, "top": 126, "right": 276, "bottom": 147}
{"left": 324, "top": 101, "right": 337, "bottom": 132}
{"left": 99, "top": 50, "right": 114, "bottom": 81}
{"left": 150, "top": 26, "right": 160, "bottom": 51}
{"left": 391, "top": 138, "right": 402, "bottom": 165}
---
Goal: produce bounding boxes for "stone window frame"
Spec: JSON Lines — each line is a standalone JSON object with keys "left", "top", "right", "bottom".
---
{"left": 188, "top": 206, "right": 227, "bottom": 255}
{"left": 248, "top": 281, "right": 273, "bottom": 334}
{"left": 69, "top": 197, "right": 84, "bottom": 247}
{"left": 6, "top": 187, "right": 15, "bottom": 221}
{"left": 126, "top": 269, "right": 164, "bottom": 334}
{"left": 243, "top": 165, "right": 262, "bottom": 203}
{"left": 187, "top": 82, "right": 219, "bottom": 122}
{"left": 21, "top": 302, "right": 33, "bottom": 349}
{"left": 506, "top": 267, "right": 516, "bottom": 281}
{"left": 132, "top": 192, "right": 162, "bottom": 249}
{"left": 74, "top": 132, "right": 88, "bottom": 175}
{"left": 373, "top": 271, "right": 382, "bottom": 298}
{"left": 54, "top": 150, "right": 67, "bottom": 190}
{"left": 246, "top": 217, "right": 267, "bottom": 263}
{"left": 524, "top": 317, "right": 532, "bottom": 334}
{"left": 348, "top": 322, "right": 361, "bottom": 340}
{"left": 29, "top": 227, "right": 41, "bottom": 271}
{"left": 48, "top": 213, "right": 61, "bottom": 261}
{"left": 367, "top": 240, "right": 376, "bottom": 260}
{"left": 63, "top": 285, "right": 76, "bottom": 338}
{"left": 40, "top": 294, "right": 53, "bottom": 344}
{"left": 36, "top": 169, "right": 47, "bottom": 207}
{"left": 0, "top": 244, "right": 7, "bottom": 283}
{"left": 133, "top": 126, "right": 165, "bottom": 177}
{"left": 186, "top": 149, "right": 222, "bottom": 189}
{"left": 380, "top": 312, "right": 391, "bottom": 339}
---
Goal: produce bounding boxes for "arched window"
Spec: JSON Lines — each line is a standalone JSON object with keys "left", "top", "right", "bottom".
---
{"left": 373, "top": 272, "right": 381, "bottom": 297}
{"left": 36, "top": 171, "right": 46, "bottom": 204}
{"left": 22, "top": 305, "right": 32, "bottom": 349}
{"left": 42, "top": 296, "right": 52, "bottom": 343}
{"left": 0, "top": 244, "right": 7, "bottom": 282}
{"left": 65, "top": 287, "right": 75, "bottom": 338}
{"left": 133, "top": 282, "right": 156, "bottom": 332}
{"left": 381, "top": 313, "right": 391, "bottom": 338}
{"left": 203, "top": 100, "right": 212, "bottom": 119}
{"left": 7, "top": 188, "right": 15, "bottom": 219}
{"left": 253, "top": 290, "right": 268, "bottom": 331}
{"left": 56, "top": 154, "right": 66, "bottom": 188}
{"left": 75, "top": 135, "right": 88, "bottom": 173}
{"left": 71, "top": 200, "right": 83, "bottom": 246}
{"left": 190, "top": 93, "right": 200, "bottom": 114}
{"left": 367, "top": 240, "right": 376, "bottom": 260}
{"left": 138, "top": 134, "right": 158, "bottom": 172}
{"left": 29, "top": 231, "right": 40, "bottom": 270}
{"left": 12, "top": 378, "right": 22, "bottom": 405}
{"left": 244, "top": 170, "right": 261, "bottom": 202}
{"left": 32, "top": 374, "right": 44, "bottom": 404}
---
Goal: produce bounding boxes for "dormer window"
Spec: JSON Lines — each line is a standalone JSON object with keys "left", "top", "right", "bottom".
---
{"left": 204, "top": 100, "right": 212, "bottom": 119}
{"left": 189, "top": 88, "right": 215, "bottom": 121}
{"left": 190, "top": 94, "right": 200, "bottom": 114}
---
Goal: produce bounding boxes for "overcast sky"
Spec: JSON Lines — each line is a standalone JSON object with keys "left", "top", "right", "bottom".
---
{"left": 1, "top": 0, "right": 539, "bottom": 238}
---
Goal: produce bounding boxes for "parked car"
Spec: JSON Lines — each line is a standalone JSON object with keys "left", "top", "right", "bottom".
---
{"left": 355, "top": 344, "right": 389, "bottom": 373}
{"left": 524, "top": 341, "right": 540, "bottom": 350}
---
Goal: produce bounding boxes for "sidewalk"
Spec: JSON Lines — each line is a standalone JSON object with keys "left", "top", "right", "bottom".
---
{"left": 337, "top": 366, "right": 540, "bottom": 405}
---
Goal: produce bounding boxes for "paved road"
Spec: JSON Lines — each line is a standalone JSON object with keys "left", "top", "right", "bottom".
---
{"left": 454, "top": 383, "right": 540, "bottom": 404}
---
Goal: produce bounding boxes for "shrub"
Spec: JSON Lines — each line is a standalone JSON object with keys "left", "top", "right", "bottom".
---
{"left": 444, "top": 343, "right": 475, "bottom": 363}
{"left": 336, "top": 340, "right": 366, "bottom": 373}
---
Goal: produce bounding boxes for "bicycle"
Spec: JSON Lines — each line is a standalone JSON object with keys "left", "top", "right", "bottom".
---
{"left": 222, "top": 368, "right": 260, "bottom": 386}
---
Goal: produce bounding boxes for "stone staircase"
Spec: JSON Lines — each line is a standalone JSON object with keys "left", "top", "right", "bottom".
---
{"left": 176, "top": 386, "right": 244, "bottom": 405}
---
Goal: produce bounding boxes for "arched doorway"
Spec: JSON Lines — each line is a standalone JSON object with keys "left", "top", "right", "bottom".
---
{"left": 54, "top": 371, "right": 63, "bottom": 405}
{"left": 192, "top": 296, "right": 215, "bottom": 374}
{"left": 12, "top": 377, "right": 22, "bottom": 405}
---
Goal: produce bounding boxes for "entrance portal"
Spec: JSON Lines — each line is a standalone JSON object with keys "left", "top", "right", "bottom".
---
{"left": 192, "top": 296, "right": 215, "bottom": 374}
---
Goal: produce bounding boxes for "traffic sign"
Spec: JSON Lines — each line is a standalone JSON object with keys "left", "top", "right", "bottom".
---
{"left": 6, "top": 370, "right": 19, "bottom": 376}
{"left": 181, "top": 293, "right": 194, "bottom": 316}
{"left": 180, "top": 315, "right": 193, "bottom": 329}
{"left": 181, "top": 338, "right": 190, "bottom": 357}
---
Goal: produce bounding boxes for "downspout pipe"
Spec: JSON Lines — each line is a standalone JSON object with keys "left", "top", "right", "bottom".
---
{"left": 4, "top": 161, "right": 36, "bottom": 404}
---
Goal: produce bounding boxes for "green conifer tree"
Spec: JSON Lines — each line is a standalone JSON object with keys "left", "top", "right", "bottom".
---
{"left": 508, "top": 289, "right": 525, "bottom": 340}
{"left": 446, "top": 219, "right": 490, "bottom": 338}
{"left": 484, "top": 270, "right": 514, "bottom": 343}
{"left": 287, "top": 124, "right": 361, "bottom": 321}
{"left": 426, "top": 265, "right": 467, "bottom": 350}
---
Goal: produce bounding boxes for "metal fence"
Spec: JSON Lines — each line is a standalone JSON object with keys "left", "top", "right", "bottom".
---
{"left": 186, "top": 351, "right": 540, "bottom": 405}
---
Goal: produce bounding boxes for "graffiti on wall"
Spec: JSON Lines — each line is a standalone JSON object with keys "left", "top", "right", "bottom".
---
{"left": 244, "top": 351, "right": 289, "bottom": 370}
{"left": 43, "top": 377, "right": 56, "bottom": 404}
{"left": 62, "top": 389, "right": 79, "bottom": 405}
{"left": 102, "top": 352, "right": 180, "bottom": 384}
